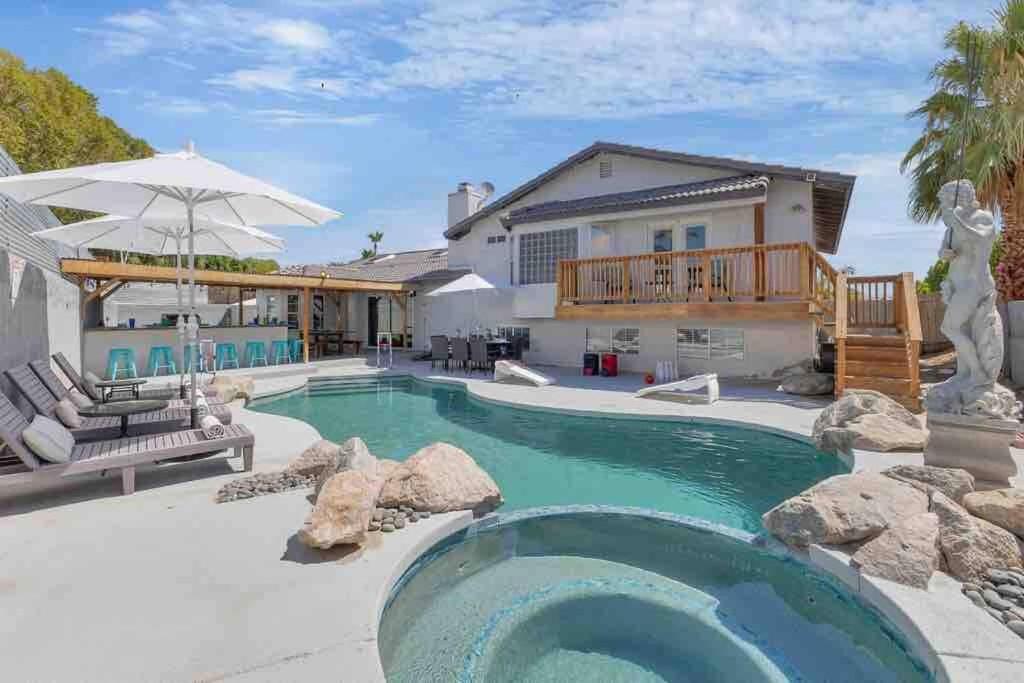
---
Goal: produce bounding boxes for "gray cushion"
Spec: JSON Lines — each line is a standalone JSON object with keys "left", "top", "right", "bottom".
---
{"left": 83, "top": 371, "right": 103, "bottom": 401}
{"left": 68, "top": 389, "right": 94, "bottom": 410}
{"left": 55, "top": 398, "right": 83, "bottom": 429}
{"left": 22, "top": 415, "right": 74, "bottom": 464}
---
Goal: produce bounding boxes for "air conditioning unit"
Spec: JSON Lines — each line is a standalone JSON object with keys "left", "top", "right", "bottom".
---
{"left": 805, "top": 172, "right": 817, "bottom": 182}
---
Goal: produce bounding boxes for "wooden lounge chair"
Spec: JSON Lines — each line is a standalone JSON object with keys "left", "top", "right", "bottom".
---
{"left": 32, "top": 359, "right": 227, "bottom": 415}
{"left": 51, "top": 352, "right": 197, "bottom": 402}
{"left": 0, "top": 390, "right": 253, "bottom": 495}
{"left": 6, "top": 364, "right": 229, "bottom": 442}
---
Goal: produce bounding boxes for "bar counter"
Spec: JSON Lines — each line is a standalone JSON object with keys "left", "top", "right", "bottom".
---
{"left": 82, "top": 324, "right": 290, "bottom": 378}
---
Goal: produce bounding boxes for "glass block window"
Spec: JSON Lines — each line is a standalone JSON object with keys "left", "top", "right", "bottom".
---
{"left": 587, "top": 327, "right": 640, "bottom": 354}
{"left": 677, "top": 328, "right": 744, "bottom": 361}
{"left": 518, "top": 227, "right": 578, "bottom": 284}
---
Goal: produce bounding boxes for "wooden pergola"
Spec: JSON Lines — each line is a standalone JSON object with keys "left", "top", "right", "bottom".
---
{"left": 61, "top": 258, "right": 411, "bottom": 363}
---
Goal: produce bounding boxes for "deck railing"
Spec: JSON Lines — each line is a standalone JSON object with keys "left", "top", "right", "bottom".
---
{"left": 556, "top": 241, "right": 835, "bottom": 306}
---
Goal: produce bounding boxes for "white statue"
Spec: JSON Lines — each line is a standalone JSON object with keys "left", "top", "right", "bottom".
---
{"left": 925, "top": 180, "right": 1021, "bottom": 420}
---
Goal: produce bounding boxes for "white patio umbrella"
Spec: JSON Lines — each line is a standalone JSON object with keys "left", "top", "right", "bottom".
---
{"left": 34, "top": 214, "right": 285, "bottom": 393}
{"left": 426, "top": 272, "right": 496, "bottom": 336}
{"left": 0, "top": 141, "right": 341, "bottom": 425}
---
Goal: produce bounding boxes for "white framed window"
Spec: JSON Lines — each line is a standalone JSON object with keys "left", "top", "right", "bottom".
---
{"left": 486, "top": 235, "right": 507, "bottom": 245}
{"left": 677, "top": 328, "right": 744, "bottom": 361}
{"left": 518, "top": 227, "right": 578, "bottom": 284}
{"left": 497, "top": 325, "right": 530, "bottom": 350}
{"left": 587, "top": 327, "right": 640, "bottom": 354}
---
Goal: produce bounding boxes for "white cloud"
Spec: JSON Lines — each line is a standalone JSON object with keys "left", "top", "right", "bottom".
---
{"left": 249, "top": 109, "right": 380, "bottom": 126}
{"left": 207, "top": 66, "right": 303, "bottom": 94}
{"left": 255, "top": 19, "right": 332, "bottom": 51}
{"left": 159, "top": 55, "right": 196, "bottom": 70}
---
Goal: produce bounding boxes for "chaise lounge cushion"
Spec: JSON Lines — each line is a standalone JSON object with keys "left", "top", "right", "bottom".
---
{"left": 22, "top": 415, "right": 75, "bottom": 464}
{"left": 68, "top": 388, "right": 94, "bottom": 409}
{"left": 55, "top": 398, "right": 83, "bottom": 429}
{"left": 83, "top": 371, "right": 103, "bottom": 401}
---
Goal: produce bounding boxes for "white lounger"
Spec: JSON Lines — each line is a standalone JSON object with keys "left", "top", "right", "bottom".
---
{"left": 635, "top": 373, "right": 719, "bottom": 404}
{"left": 493, "top": 360, "right": 555, "bottom": 387}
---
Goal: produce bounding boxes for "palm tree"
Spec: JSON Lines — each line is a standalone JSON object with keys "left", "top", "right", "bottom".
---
{"left": 368, "top": 231, "right": 384, "bottom": 256}
{"left": 901, "top": 2, "right": 1024, "bottom": 300}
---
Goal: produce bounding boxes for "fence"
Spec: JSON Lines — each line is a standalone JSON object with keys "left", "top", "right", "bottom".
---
{"left": 917, "top": 292, "right": 951, "bottom": 353}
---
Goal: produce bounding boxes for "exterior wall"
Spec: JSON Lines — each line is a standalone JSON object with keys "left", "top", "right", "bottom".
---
{"left": 764, "top": 178, "right": 814, "bottom": 245}
{"left": 0, "top": 146, "right": 82, "bottom": 413}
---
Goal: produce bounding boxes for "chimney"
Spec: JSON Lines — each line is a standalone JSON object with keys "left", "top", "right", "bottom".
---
{"left": 447, "top": 182, "right": 485, "bottom": 228}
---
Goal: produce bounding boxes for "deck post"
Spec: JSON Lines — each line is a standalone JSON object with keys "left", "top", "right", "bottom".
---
{"left": 754, "top": 204, "right": 766, "bottom": 301}
{"left": 303, "top": 287, "right": 311, "bottom": 363}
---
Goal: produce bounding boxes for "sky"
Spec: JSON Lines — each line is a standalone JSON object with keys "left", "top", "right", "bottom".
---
{"left": 1, "top": 1, "right": 996, "bottom": 275}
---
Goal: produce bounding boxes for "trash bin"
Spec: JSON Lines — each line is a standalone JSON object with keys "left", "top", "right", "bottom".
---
{"left": 601, "top": 352, "right": 618, "bottom": 377}
{"left": 583, "top": 352, "right": 600, "bottom": 376}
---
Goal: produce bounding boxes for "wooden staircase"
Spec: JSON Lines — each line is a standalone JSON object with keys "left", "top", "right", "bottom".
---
{"left": 835, "top": 273, "right": 922, "bottom": 411}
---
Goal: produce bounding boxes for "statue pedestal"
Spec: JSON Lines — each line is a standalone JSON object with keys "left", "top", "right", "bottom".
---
{"left": 924, "top": 412, "right": 1019, "bottom": 487}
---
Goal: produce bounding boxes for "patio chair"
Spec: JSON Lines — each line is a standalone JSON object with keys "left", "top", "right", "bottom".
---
{"left": 469, "top": 338, "right": 492, "bottom": 373}
{"left": 51, "top": 352, "right": 180, "bottom": 402}
{"left": 451, "top": 338, "right": 470, "bottom": 373}
{"left": 430, "top": 335, "right": 449, "bottom": 371}
{"left": 32, "top": 360, "right": 228, "bottom": 416}
{"left": 0, "top": 390, "right": 253, "bottom": 495}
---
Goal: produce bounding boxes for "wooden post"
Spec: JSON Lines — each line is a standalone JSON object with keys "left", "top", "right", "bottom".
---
{"left": 701, "top": 252, "right": 712, "bottom": 301}
{"left": 238, "top": 287, "right": 243, "bottom": 326}
{"left": 622, "top": 259, "right": 631, "bottom": 303}
{"left": 398, "top": 294, "right": 408, "bottom": 348}
{"left": 302, "top": 287, "right": 311, "bottom": 363}
{"left": 754, "top": 204, "right": 766, "bottom": 300}
{"left": 799, "top": 244, "right": 811, "bottom": 301}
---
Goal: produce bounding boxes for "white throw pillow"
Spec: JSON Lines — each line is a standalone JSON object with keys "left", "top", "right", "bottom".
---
{"left": 83, "top": 371, "right": 103, "bottom": 401}
{"left": 68, "top": 388, "right": 93, "bottom": 409}
{"left": 55, "top": 398, "right": 83, "bottom": 429}
{"left": 22, "top": 415, "right": 74, "bottom": 464}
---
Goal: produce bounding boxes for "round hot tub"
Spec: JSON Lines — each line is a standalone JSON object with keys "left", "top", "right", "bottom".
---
{"left": 378, "top": 508, "right": 933, "bottom": 682}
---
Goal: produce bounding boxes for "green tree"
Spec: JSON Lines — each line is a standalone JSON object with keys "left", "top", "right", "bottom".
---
{"left": 900, "top": 3, "right": 1024, "bottom": 300}
{"left": 368, "top": 230, "right": 384, "bottom": 255}
{"left": 360, "top": 248, "right": 375, "bottom": 259}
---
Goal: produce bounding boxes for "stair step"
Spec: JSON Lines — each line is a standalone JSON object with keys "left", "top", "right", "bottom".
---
{"left": 845, "top": 334, "right": 904, "bottom": 348}
{"left": 844, "top": 346, "right": 907, "bottom": 362}
{"left": 844, "top": 360, "right": 911, "bottom": 378}
{"left": 844, "top": 375, "right": 912, "bottom": 394}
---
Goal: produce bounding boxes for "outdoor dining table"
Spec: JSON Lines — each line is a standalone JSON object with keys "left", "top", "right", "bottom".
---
{"left": 78, "top": 399, "right": 169, "bottom": 437}
{"left": 93, "top": 377, "right": 147, "bottom": 403}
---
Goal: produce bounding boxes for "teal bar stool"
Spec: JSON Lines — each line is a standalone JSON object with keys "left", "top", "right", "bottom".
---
{"left": 215, "top": 343, "right": 240, "bottom": 370}
{"left": 271, "top": 340, "right": 291, "bottom": 365}
{"left": 289, "top": 339, "right": 304, "bottom": 363}
{"left": 147, "top": 346, "right": 177, "bottom": 376}
{"left": 106, "top": 348, "right": 138, "bottom": 380}
{"left": 245, "top": 341, "right": 268, "bottom": 367}
{"left": 184, "top": 343, "right": 203, "bottom": 373}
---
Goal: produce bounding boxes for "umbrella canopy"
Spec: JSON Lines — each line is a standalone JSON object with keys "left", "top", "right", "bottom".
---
{"left": 426, "top": 273, "right": 495, "bottom": 296}
{"left": 34, "top": 214, "right": 284, "bottom": 256}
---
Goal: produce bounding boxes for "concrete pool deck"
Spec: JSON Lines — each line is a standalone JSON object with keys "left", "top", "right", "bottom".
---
{"left": 1, "top": 356, "right": 1022, "bottom": 680}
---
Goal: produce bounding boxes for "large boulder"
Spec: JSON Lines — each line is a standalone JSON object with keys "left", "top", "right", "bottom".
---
{"left": 207, "top": 374, "right": 255, "bottom": 402}
{"left": 931, "top": 491, "right": 1024, "bottom": 583}
{"left": 298, "top": 468, "right": 384, "bottom": 549}
{"left": 963, "top": 489, "right": 1024, "bottom": 538}
{"left": 883, "top": 465, "right": 975, "bottom": 503}
{"left": 378, "top": 442, "right": 503, "bottom": 514}
{"left": 850, "top": 512, "right": 940, "bottom": 589}
{"left": 313, "top": 437, "right": 377, "bottom": 499}
{"left": 812, "top": 390, "right": 925, "bottom": 452}
{"left": 762, "top": 472, "right": 928, "bottom": 547}
{"left": 778, "top": 373, "right": 834, "bottom": 396}
{"left": 286, "top": 440, "right": 343, "bottom": 477}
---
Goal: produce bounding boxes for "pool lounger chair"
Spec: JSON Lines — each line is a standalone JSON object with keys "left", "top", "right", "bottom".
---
{"left": 6, "top": 364, "right": 228, "bottom": 443}
{"left": 51, "top": 352, "right": 215, "bottom": 403}
{"left": 634, "top": 373, "right": 719, "bottom": 405}
{"left": 36, "top": 359, "right": 226, "bottom": 413}
{"left": 492, "top": 360, "right": 555, "bottom": 387}
{"left": 0, "top": 390, "right": 253, "bottom": 495}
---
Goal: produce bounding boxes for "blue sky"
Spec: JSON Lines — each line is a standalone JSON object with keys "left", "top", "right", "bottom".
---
{"left": 3, "top": 1, "right": 994, "bottom": 275}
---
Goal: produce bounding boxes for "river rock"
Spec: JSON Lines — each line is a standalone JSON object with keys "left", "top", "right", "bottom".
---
{"left": 963, "top": 489, "right": 1024, "bottom": 538}
{"left": 286, "top": 439, "right": 343, "bottom": 477}
{"left": 850, "top": 512, "right": 940, "bottom": 589}
{"left": 298, "top": 467, "right": 387, "bottom": 549}
{"left": 883, "top": 465, "right": 975, "bottom": 503}
{"left": 378, "top": 442, "right": 503, "bottom": 513}
{"left": 778, "top": 372, "right": 835, "bottom": 396}
{"left": 762, "top": 472, "right": 928, "bottom": 547}
{"left": 812, "top": 390, "right": 925, "bottom": 452}
{"left": 931, "top": 491, "right": 1024, "bottom": 584}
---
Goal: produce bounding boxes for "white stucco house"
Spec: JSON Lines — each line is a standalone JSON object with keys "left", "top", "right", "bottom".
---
{"left": 437, "top": 141, "right": 856, "bottom": 378}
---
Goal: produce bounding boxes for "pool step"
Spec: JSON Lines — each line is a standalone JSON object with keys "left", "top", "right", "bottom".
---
{"left": 307, "top": 376, "right": 412, "bottom": 396}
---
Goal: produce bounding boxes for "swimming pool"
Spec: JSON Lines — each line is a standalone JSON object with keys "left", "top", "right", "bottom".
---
{"left": 378, "top": 509, "right": 932, "bottom": 682}
{"left": 251, "top": 376, "right": 846, "bottom": 532}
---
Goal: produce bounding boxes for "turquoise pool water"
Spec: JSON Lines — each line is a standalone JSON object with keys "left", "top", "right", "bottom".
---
{"left": 252, "top": 377, "right": 846, "bottom": 532}
{"left": 378, "top": 510, "right": 932, "bottom": 682}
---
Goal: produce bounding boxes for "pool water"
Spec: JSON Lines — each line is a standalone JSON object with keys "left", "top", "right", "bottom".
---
{"left": 252, "top": 377, "right": 846, "bottom": 532}
{"left": 378, "top": 510, "right": 932, "bottom": 682}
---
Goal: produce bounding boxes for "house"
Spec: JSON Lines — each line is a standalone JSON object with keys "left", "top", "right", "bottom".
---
{"left": 438, "top": 141, "right": 858, "bottom": 378}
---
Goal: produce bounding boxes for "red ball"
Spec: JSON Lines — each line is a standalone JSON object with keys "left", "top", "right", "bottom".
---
{"left": 644, "top": 373, "right": 655, "bottom": 384}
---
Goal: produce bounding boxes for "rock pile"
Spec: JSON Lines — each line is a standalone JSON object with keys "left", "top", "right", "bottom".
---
{"left": 812, "top": 390, "right": 926, "bottom": 452}
{"left": 369, "top": 506, "right": 431, "bottom": 532}
{"left": 961, "top": 568, "right": 1024, "bottom": 639}
{"left": 763, "top": 465, "right": 1024, "bottom": 592}
{"left": 216, "top": 471, "right": 315, "bottom": 503}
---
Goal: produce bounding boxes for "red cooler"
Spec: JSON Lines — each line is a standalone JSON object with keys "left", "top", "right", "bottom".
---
{"left": 600, "top": 352, "right": 618, "bottom": 377}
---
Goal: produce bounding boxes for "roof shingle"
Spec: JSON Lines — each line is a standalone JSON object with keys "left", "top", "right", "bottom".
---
{"left": 277, "top": 248, "right": 467, "bottom": 284}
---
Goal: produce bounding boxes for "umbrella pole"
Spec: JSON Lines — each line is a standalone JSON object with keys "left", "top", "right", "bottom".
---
{"left": 176, "top": 236, "right": 187, "bottom": 399}
{"left": 187, "top": 202, "right": 199, "bottom": 429}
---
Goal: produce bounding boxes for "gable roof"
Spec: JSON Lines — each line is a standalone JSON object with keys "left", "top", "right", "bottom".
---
{"left": 502, "top": 174, "right": 769, "bottom": 228}
{"left": 277, "top": 248, "right": 467, "bottom": 284}
{"left": 444, "top": 141, "right": 856, "bottom": 254}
